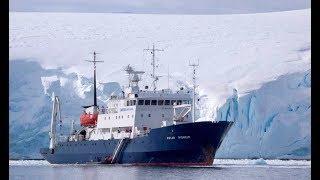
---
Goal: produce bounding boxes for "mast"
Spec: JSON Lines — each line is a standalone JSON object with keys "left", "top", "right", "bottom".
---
{"left": 70, "top": 120, "right": 75, "bottom": 135}
{"left": 189, "top": 60, "right": 199, "bottom": 123}
{"left": 49, "top": 93, "right": 61, "bottom": 149}
{"left": 167, "top": 64, "right": 170, "bottom": 89}
{"left": 85, "top": 51, "right": 104, "bottom": 106}
{"left": 144, "top": 44, "right": 164, "bottom": 91}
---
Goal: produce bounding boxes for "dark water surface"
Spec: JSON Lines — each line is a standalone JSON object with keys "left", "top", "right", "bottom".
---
{"left": 9, "top": 160, "right": 310, "bottom": 180}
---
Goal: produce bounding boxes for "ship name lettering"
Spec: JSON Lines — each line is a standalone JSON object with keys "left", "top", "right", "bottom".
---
{"left": 166, "top": 136, "right": 175, "bottom": 140}
{"left": 178, "top": 136, "right": 191, "bottom": 139}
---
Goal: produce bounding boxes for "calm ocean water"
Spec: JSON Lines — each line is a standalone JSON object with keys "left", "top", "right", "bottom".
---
{"left": 9, "top": 159, "right": 310, "bottom": 180}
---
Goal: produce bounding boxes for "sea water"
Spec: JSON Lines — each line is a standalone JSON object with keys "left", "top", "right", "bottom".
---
{"left": 9, "top": 159, "right": 310, "bottom": 180}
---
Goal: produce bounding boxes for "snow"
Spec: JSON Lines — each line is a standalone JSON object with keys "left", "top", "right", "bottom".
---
{"left": 9, "top": 9, "right": 310, "bottom": 106}
{"left": 9, "top": 9, "right": 310, "bottom": 159}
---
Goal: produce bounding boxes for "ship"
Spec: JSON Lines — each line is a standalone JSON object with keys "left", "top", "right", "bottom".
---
{"left": 40, "top": 46, "right": 234, "bottom": 166}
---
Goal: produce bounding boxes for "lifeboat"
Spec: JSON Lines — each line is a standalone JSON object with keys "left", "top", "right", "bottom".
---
{"left": 80, "top": 112, "right": 98, "bottom": 126}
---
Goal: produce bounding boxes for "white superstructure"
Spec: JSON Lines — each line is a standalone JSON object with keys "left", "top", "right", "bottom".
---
{"left": 67, "top": 46, "right": 197, "bottom": 142}
{"left": 86, "top": 65, "right": 193, "bottom": 141}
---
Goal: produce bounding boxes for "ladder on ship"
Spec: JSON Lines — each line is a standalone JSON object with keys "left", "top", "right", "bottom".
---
{"left": 111, "top": 138, "right": 130, "bottom": 164}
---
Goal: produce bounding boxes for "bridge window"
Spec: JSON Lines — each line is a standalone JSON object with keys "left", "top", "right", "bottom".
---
{"left": 129, "top": 100, "right": 136, "bottom": 106}
{"left": 171, "top": 100, "right": 176, "bottom": 105}
{"left": 158, "top": 100, "right": 164, "bottom": 105}
{"left": 183, "top": 100, "right": 188, "bottom": 104}
{"left": 127, "top": 101, "right": 130, "bottom": 106}
{"left": 151, "top": 100, "right": 157, "bottom": 105}
{"left": 145, "top": 100, "right": 150, "bottom": 105}
{"left": 138, "top": 100, "right": 144, "bottom": 105}
{"left": 177, "top": 100, "right": 182, "bottom": 105}
{"left": 165, "top": 100, "right": 170, "bottom": 105}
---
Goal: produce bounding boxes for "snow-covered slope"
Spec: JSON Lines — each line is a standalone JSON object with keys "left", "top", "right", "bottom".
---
{"left": 9, "top": 9, "right": 310, "bottom": 159}
{"left": 9, "top": 9, "right": 310, "bottom": 105}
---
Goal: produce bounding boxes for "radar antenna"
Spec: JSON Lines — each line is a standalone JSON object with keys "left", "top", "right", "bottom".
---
{"left": 85, "top": 51, "right": 104, "bottom": 106}
{"left": 189, "top": 60, "right": 199, "bottom": 123}
{"left": 144, "top": 44, "right": 164, "bottom": 91}
{"left": 124, "top": 64, "right": 145, "bottom": 87}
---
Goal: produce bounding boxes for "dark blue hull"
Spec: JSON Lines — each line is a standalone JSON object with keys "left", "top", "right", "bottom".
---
{"left": 40, "top": 121, "right": 233, "bottom": 166}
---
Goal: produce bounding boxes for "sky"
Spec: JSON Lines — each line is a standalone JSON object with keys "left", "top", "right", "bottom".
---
{"left": 10, "top": 0, "right": 310, "bottom": 14}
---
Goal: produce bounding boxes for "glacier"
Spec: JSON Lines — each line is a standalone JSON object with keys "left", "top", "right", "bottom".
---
{"left": 9, "top": 60, "right": 310, "bottom": 159}
{"left": 9, "top": 9, "right": 310, "bottom": 159}
{"left": 215, "top": 70, "right": 310, "bottom": 159}
{"left": 9, "top": 60, "right": 122, "bottom": 158}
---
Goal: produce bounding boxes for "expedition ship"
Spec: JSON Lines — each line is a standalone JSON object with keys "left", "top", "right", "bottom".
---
{"left": 40, "top": 46, "right": 233, "bottom": 166}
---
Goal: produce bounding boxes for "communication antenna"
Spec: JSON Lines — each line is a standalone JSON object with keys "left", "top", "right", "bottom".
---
{"left": 167, "top": 64, "right": 170, "bottom": 89}
{"left": 189, "top": 59, "right": 199, "bottom": 123}
{"left": 144, "top": 44, "right": 164, "bottom": 91}
{"left": 85, "top": 51, "right": 104, "bottom": 106}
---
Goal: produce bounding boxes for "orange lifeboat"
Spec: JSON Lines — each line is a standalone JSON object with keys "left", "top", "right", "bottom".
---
{"left": 80, "top": 112, "right": 98, "bottom": 126}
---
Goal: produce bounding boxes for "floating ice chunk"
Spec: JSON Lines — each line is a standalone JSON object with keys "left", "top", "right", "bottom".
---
{"left": 253, "top": 158, "right": 267, "bottom": 165}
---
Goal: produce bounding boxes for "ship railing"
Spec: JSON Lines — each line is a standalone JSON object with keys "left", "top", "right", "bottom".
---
{"left": 173, "top": 104, "right": 191, "bottom": 122}
{"left": 112, "top": 132, "right": 131, "bottom": 139}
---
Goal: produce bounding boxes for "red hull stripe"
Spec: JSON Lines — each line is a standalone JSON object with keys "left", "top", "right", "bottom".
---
{"left": 130, "top": 162, "right": 212, "bottom": 167}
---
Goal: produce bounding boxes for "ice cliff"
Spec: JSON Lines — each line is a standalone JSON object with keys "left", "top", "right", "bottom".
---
{"left": 215, "top": 70, "right": 310, "bottom": 159}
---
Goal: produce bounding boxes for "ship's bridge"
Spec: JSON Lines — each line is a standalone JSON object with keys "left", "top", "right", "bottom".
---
{"left": 91, "top": 88, "right": 193, "bottom": 140}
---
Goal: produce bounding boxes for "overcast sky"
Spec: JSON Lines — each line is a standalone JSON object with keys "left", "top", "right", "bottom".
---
{"left": 10, "top": 0, "right": 310, "bottom": 14}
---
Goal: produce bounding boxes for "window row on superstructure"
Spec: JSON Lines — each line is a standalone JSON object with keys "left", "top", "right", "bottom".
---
{"left": 126, "top": 99, "right": 191, "bottom": 106}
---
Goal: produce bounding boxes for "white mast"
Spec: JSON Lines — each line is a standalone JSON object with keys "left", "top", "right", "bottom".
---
{"left": 167, "top": 65, "right": 170, "bottom": 89}
{"left": 49, "top": 93, "right": 61, "bottom": 149}
{"left": 144, "top": 44, "right": 164, "bottom": 91}
{"left": 189, "top": 60, "right": 199, "bottom": 123}
{"left": 70, "top": 119, "right": 75, "bottom": 135}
